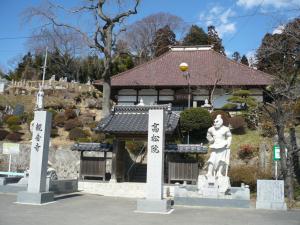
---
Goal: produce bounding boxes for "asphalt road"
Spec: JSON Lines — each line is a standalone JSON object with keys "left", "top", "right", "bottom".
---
{"left": 0, "top": 193, "right": 299, "bottom": 225}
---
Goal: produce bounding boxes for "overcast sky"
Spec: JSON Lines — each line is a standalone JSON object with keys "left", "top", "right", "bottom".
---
{"left": 0, "top": 0, "right": 299, "bottom": 72}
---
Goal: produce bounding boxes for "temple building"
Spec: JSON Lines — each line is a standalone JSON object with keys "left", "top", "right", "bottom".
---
{"left": 94, "top": 46, "right": 273, "bottom": 110}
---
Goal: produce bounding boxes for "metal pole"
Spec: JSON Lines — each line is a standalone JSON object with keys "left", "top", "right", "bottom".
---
{"left": 275, "top": 161, "right": 278, "bottom": 180}
{"left": 42, "top": 47, "right": 48, "bottom": 88}
{"left": 8, "top": 154, "right": 12, "bottom": 174}
{"left": 188, "top": 73, "right": 191, "bottom": 109}
{"left": 187, "top": 72, "right": 191, "bottom": 144}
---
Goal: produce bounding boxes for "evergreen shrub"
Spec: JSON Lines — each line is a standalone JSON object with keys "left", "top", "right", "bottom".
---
{"left": 181, "top": 108, "right": 212, "bottom": 143}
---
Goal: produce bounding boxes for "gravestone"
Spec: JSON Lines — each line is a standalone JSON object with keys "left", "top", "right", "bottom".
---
{"left": 256, "top": 180, "right": 287, "bottom": 210}
{"left": 17, "top": 111, "right": 54, "bottom": 204}
{"left": 136, "top": 109, "right": 172, "bottom": 213}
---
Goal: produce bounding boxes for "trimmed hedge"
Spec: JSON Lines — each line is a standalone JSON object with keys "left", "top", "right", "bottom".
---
{"left": 229, "top": 116, "right": 246, "bottom": 134}
{"left": 64, "top": 119, "right": 83, "bottom": 131}
{"left": 69, "top": 128, "right": 88, "bottom": 141}
{"left": 54, "top": 113, "right": 65, "bottom": 127}
{"left": 51, "top": 128, "right": 58, "bottom": 138}
{"left": 8, "top": 125, "right": 22, "bottom": 133}
{"left": 6, "top": 132, "right": 22, "bottom": 142}
{"left": 180, "top": 108, "right": 212, "bottom": 143}
{"left": 5, "top": 115, "right": 21, "bottom": 126}
{"left": 64, "top": 109, "right": 77, "bottom": 120}
{"left": 91, "top": 133, "right": 106, "bottom": 143}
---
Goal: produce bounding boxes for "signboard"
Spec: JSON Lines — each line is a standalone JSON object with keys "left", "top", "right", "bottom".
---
{"left": 273, "top": 145, "right": 280, "bottom": 161}
{"left": 2, "top": 143, "right": 20, "bottom": 155}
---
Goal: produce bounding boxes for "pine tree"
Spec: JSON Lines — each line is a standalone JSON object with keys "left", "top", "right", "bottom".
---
{"left": 241, "top": 55, "right": 249, "bottom": 66}
{"left": 182, "top": 25, "right": 208, "bottom": 46}
{"left": 207, "top": 26, "right": 225, "bottom": 55}
{"left": 153, "top": 25, "right": 176, "bottom": 57}
{"left": 232, "top": 51, "right": 241, "bottom": 62}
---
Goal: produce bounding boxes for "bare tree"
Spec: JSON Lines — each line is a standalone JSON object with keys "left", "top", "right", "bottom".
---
{"left": 121, "top": 12, "right": 185, "bottom": 64}
{"left": 257, "top": 18, "right": 300, "bottom": 203}
{"left": 23, "top": 0, "right": 141, "bottom": 117}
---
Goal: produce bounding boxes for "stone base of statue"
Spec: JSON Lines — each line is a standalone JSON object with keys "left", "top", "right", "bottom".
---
{"left": 174, "top": 182, "right": 250, "bottom": 208}
{"left": 136, "top": 199, "right": 172, "bottom": 214}
{"left": 198, "top": 175, "right": 231, "bottom": 196}
{"left": 17, "top": 191, "right": 54, "bottom": 205}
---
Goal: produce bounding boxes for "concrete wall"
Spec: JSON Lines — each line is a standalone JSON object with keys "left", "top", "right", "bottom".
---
{"left": 0, "top": 142, "right": 80, "bottom": 179}
{"left": 79, "top": 181, "right": 175, "bottom": 198}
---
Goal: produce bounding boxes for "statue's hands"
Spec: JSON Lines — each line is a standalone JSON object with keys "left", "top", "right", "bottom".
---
{"left": 225, "top": 140, "right": 231, "bottom": 148}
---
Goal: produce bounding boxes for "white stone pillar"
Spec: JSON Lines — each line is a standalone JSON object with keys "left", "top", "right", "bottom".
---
{"left": 136, "top": 109, "right": 172, "bottom": 213}
{"left": 17, "top": 111, "right": 54, "bottom": 204}
{"left": 146, "top": 109, "right": 165, "bottom": 199}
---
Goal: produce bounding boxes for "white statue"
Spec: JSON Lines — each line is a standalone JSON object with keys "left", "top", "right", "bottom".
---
{"left": 198, "top": 114, "right": 232, "bottom": 195}
{"left": 206, "top": 115, "right": 232, "bottom": 177}
{"left": 35, "top": 85, "right": 44, "bottom": 110}
{"left": 201, "top": 99, "right": 212, "bottom": 112}
{"left": 137, "top": 98, "right": 145, "bottom": 106}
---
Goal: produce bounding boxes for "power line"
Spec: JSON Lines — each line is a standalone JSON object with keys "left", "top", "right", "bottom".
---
{"left": 225, "top": 0, "right": 266, "bottom": 45}
{"left": 0, "top": 8, "right": 299, "bottom": 41}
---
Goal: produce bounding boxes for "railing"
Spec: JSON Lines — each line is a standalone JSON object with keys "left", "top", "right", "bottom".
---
{"left": 0, "top": 171, "right": 25, "bottom": 177}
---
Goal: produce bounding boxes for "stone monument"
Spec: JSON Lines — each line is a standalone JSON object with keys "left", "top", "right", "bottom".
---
{"left": 198, "top": 114, "right": 232, "bottom": 195}
{"left": 136, "top": 109, "right": 172, "bottom": 213}
{"left": 256, "top": 180, "right": 287, "bottom": 210}
{"left": 17, "top": 84, "right": 54, "bottom": 204}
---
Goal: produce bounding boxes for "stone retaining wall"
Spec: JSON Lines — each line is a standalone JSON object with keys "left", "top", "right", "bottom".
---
{"left": 0, "top": 143, "right": 80, "bottom": 179}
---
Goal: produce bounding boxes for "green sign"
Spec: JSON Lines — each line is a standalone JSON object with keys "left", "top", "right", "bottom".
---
{"left": 273, "top": 145, "right": 281, "bottom": 161}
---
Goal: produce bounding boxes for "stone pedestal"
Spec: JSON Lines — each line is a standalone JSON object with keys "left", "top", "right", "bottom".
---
{"left": 198, "top": 175, "right": 230, "bottom": 196}
{"left": 174, "top": 185, "right": 250, "bottom": 208}
{"left": 137, "top": 199, "right": 172, "bottom": 213}
{"left": 17, "top": 111, "right": 54, "bottom": 205}
{"left": 17, "top": 191, "right": 54, "bottom": 205}
{"left": 256, "top": 180, "right": 287, "bottom": 210}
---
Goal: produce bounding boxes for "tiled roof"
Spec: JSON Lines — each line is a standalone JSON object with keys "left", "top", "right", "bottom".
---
{"left": 97, "top": 48, "right": 273, "bottom": 87}
{"left": 95, "top": 104, "right": 180, "bottom": 135}
{"left": 71, "top": 143, "right": 112, "bottom": 152}
{"left": 165, "top": 144, "right": 208, "bottom": 153}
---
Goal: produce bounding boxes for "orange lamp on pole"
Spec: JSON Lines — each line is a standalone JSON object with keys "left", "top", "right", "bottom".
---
{"left": 179, "top": 62, "right": 191, "bottom": 144}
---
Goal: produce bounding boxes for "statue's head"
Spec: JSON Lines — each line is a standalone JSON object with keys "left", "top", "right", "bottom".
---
{"left": 214, "top": 114, "right": 223, "bottom": 128}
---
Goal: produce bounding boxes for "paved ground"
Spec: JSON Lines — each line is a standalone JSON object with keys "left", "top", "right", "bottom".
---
{"left": 0, "top": 193, "right": 299, "bottom": 225}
